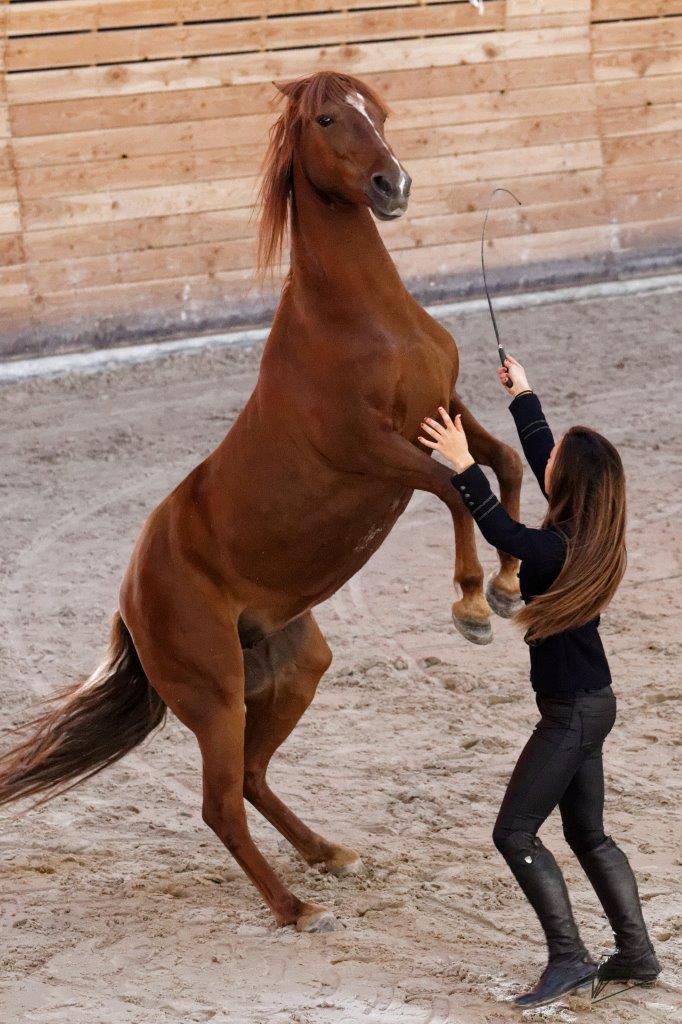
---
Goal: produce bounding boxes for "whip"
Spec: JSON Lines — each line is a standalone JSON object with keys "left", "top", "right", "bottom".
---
{"left": 481, "top": 187, "right": 522, "bottom": 387}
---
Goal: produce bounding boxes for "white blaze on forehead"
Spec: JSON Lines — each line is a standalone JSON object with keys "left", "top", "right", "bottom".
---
{"left": 346, "top": 91, "right": 408, "bottom": 196}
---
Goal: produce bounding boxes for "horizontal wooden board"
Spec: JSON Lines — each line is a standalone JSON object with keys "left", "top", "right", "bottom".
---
{"left": 6, "top": 28, "right": 591, "bottom": 103}
{"left": 10, "top": 54, "right": 594, "bottom": 136}
{"left": 0, "top": 234, "right": 24, "bottom": 266}
{"left": 594, "top": 73, "right": 682, "bottom": 110}
{"left": 600, "top": 102, "right": 682, "bottom": 138}
{"left": 505, "top": 0, "right": 590, "bottom": 29}
{"left": 617, "top": 215, "right": 682, "bottom": 251}
{"left": 591, "top": 0, "right": 682, "bottom": 18}
{"left": 593, "top": 45, "right": 682, "bottom": 81}
{"left": 602, "top": 129, "right": 682, "bottom": 165}
{"left": 592, "top": 18, "right": 682, "bottom": 52}
{"left": 0, "top": 202, "right": 22, "bottom": 235}
{"left": 31, "top": 264, "right": 260, "bottom": 320}
{"left": 7, "top": 3, "right": 506, "bottom": 73}
{"left": 603, "top": 157, "right": 682, "bottom": 195}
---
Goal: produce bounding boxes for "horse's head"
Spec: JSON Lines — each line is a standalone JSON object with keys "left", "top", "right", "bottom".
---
{"left": 258, "top": 71, "right": 411, "bottom": 270}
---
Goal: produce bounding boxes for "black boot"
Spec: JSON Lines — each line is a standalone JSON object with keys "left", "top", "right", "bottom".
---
{"left": 499, "top": 835, "right": 597, "bottom": 1009}
{"left": 576, "top": 837, "right": 661, "bottom": 983}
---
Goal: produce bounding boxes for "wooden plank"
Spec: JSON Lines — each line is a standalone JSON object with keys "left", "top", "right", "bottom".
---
{"left": 28, "top": 238, "right": 257, "bottom": 294}
{"left": 13, "top": 107, "right": 600, "bottom": 184}
{"left": 33, "top": 269, "right": 257, "bottom": 320}
{"left": 0, "top": 265, "right": 32, "bottom": 301}
{"left": 0, "top": 235, "right": 24, "bottom": 267}
{"left": 0, "top": 202, "right": 21, "bottom": 235}
{"left": 591, "top": 0, "right": 682, "bottom": 21}
{"left": 600, "top": 102, "right": 682, "bottom": 138}
{"left": 10, "top": 55, "right": 593, "bottom": 136}
{"left": 21, "top": 139, "right": 602, "bottom": 230}
{"left": 616, "top": 216, "right": 682, "bottom": 251}
{"left": 390, "top": 223, "right": 616, "bottom": 277}
{"left": 6, "top": 3, "right": 506, "bottom": 72}
{"left": 592, "top": 18, "right": 682, "bottom": 52}
{"left": 7, "top": 0, "right": 432, "bottom": 36}
{"left": 602, "top": 129, "right": 682, "bottom": 165}
{"left": 23, "top": 178, "right": 260, "bottom": 231}
{"left": 595, "top": 74, "right": 682, "bottom": 110}
{"left": 606, "top": 188, "right": 682, "bottom": 225}
{"left": 603, "top": 158, "right": 682, "bottom": 194}
{"left": 506, "top": 0, "right": 589, "bottom": 28}
{"left": 0, "top": 145, "right": 19, "bottom": 204}
{"left": 6, "top": 28, "right": 590, "bottom": 103}
{"left": 593, "top": 45, "right": 682, "bottom": 81}
{"left": 24, "top": 209, "right": 255, "bottom": 263}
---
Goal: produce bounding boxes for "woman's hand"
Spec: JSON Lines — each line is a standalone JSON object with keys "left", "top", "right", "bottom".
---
{"left": 419, "top": 407, "right": 475, "bottom": 474}
{"left": 498, "top": 354, "right": 531, "bottom": 397}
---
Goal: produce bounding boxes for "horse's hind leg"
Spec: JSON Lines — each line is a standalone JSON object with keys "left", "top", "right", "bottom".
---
{"left": 450, "top": 391, "right": 524, "bottom": 618}
{"left": 243, "top": 612, "right": 362, "bottom": 877}
{"left": 130, "top": 613, "right": 335, "bottom": 933}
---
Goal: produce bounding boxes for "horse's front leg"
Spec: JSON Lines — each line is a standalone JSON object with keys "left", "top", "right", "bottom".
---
{"left": 450, "top": 391, "right": 524, "bottom": 618}
{"left": 336, "top": 421, "right": 493, "bottom": 643}
{"left": 449, "top": 493, "right": 494, "bottom": 644}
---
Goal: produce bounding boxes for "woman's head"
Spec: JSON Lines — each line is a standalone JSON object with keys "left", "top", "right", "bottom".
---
{"left": 516, "top": 426, "right": 627, "bottom": 642}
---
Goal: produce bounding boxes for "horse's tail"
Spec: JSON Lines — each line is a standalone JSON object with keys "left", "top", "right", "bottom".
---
{"left": 0, "top": 612, "right": 166, "bottom": 808}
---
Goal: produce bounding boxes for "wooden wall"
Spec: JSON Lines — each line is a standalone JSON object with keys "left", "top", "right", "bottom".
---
{"left": 2, "top": 0, "right": 681, "bottom": 355}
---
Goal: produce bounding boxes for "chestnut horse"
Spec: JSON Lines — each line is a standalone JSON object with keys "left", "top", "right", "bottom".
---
{"left": 0, "top": 72, "right": 522, "bottom": 932}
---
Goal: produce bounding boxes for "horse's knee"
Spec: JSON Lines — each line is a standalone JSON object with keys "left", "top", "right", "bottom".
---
{"left": 243, "top": 766, "right": 267, "bottom": 805}
{"left": 296, "top": 633, "right": 333, "bottom": 678}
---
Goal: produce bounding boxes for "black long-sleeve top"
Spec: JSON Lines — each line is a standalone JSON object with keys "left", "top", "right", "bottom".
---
{"left": 451, "top": 392, "right": 611, "bottom": 695}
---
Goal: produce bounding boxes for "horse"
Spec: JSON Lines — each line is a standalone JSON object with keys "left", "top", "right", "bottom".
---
{"left": 0, "top": 71, "right": 522, "bottom": 933}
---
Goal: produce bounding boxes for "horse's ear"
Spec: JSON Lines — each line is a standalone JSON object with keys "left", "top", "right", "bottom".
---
{"left": 272, "top": 79, "right": 296, "bottom": 97}
{"left": 273, "top": 78, "right": 309, "bottom": 103}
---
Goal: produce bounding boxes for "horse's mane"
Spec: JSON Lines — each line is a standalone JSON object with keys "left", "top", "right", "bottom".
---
{"left": 256, "top": 71, "right": 390, "bottom": 275}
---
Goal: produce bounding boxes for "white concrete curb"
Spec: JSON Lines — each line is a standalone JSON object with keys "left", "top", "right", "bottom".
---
{"left": 1, "top": 272, "right": 681, "bottom": 384}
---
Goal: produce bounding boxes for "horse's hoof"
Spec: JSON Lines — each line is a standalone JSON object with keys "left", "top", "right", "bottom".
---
{"left": 485, "top": 577, "right": 523, "bottom": 620}
{"left": 296, "top": 904, "right": 336, "bottom": 933}
{"left": 452, "top": 612, "right": 493, "bottom": 646}
{"left": 325, "top": 852, "right": 364, "bottom": 878}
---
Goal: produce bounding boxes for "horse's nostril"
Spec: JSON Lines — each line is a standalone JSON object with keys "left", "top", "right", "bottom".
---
{"left": 372, "top": 173, "right": 394, "bottom": 198}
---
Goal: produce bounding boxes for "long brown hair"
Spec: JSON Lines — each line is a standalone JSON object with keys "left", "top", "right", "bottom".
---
{"left": 515, "top": 426, "right": 627, "bottom": 642}
{"left": 256, "top": 71, "right": 389, "bottom": 274}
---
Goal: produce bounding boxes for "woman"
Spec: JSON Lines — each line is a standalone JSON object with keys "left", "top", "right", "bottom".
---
{"left": 419, "top": 355, "right": 660, "bottom": 1010}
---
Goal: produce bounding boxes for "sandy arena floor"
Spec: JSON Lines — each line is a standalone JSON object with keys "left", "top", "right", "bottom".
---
{"left": 0, "top": 290, "right": 680, "bottom": 1024}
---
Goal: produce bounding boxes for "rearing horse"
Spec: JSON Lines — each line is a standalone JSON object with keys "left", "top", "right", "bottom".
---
{"left": 0, "top": 72, "right": 522, "bottom": 932}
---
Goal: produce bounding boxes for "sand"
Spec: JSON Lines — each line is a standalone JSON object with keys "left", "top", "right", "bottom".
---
{"left": 0, "top": 289, "right": 680, "bottom": 1024}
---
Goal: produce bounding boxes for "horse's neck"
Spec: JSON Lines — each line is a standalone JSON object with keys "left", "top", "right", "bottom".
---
{"left": 287, "top": 164, "right": 407, "bottom": 314}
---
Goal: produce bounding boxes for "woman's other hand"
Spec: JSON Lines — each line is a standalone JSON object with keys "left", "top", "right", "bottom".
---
{"left": 419, "top": 408, "right": 475, "bottom": 474}
{"left": 498, "top": 354, "right": 531, "bottom": 397}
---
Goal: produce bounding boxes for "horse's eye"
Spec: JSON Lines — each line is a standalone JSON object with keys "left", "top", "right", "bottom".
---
{"left": 316, "top": 114, "right": 333, "bottom": 127}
